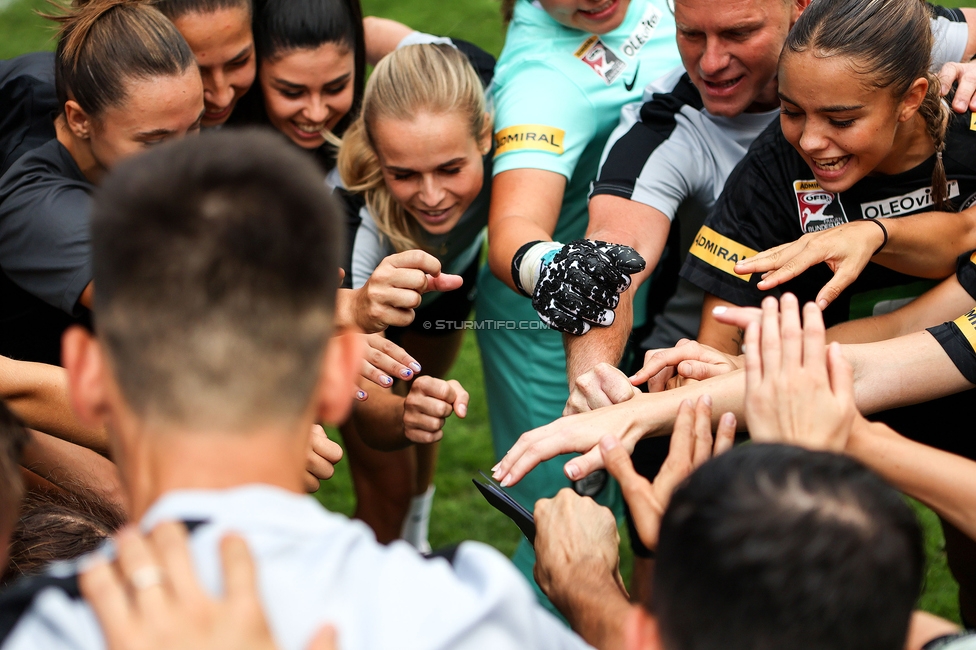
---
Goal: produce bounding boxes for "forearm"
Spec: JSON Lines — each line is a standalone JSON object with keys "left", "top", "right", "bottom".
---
{"left": 845, "top": 331, "right": 973, "bottom": 414}
{"left": 846, "top": 419, "right": 976, "bottom": 541}
{"left": 698, "top": 295, "right": 744, "bottom": 354}
{"left": 350, "top": 386, "right": 410, "bottom": 451}
{"left": 564, "top": 293, "right": 634, "bottom": 386}
{"left": 21, "top": 430, "right": 125, "bottom": 512}
{"left": 487, "top": 215, "right": 556, "bottom": 291}
{"left": 0, "top": 357, "right": 108, "bottom": 454}
{"left": 546, "top": 567, "right": 630, "bottom": 650}
{"left": 362, "top": 16, "right": 414, "bottom": 66}
{"left": 875, "top": 210, "right": 976, "bottom": 279}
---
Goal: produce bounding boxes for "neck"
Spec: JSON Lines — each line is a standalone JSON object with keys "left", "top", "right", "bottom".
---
{"left": 118, "top": 421, "right": 310, "bottom": 521}
{"left": 55, "top": 116, "right": 105, "bottom": 184}
{"left": 874, "top": 113, "right": 936, "bottom": 176}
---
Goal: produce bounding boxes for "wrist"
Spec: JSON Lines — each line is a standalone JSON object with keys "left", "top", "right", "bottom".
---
{"left": 512, "top": 241, "right": 562, "bottom": 297}
{"left": 864, "top": 218, "right": 888, "bottom": 256}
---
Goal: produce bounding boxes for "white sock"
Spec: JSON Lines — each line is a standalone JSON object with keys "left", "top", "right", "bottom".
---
{"left": 400, "top": 485, "right": 435, "bottom": 553}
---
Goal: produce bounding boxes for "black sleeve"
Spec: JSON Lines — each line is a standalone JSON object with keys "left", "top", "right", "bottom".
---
{"left": 333, "top": 187, "right": 365, "bottom": 289}
{"left": 450, "top": 39, "right": 496, "bottom": 89}
{"left": 592, "top": 74, "right": 702, "bottom": 200}
{"left": 0, "top": 52, "right": 57, "bottom": 178}
{"left": 927, "top": 2, "right": 965, "bottom": 23}
{"left": 928, "top": 311, "right": 976, "bottom": 385}
{"left": 679, "top": 122, "right": 800, "bottom": 307}
{"left": 956, "top": 250, "right": 976, "bottom": 300}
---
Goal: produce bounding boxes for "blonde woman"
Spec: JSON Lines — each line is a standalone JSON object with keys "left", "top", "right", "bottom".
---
{"left": 336, "top": 41, "right": 494, "bottom": 551}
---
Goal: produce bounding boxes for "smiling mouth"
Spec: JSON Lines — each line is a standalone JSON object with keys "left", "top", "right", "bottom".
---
{"left": 703, "top": 76, "right": 743, "bottom": 90}
{"left": 293, "top": 121, "right": 327, "bottom": 134}
{"left": 579, "top": 0, "right": 617, "bottom": 17}
{"left": 813, "top": 155, "right": 851, "bottom": 172}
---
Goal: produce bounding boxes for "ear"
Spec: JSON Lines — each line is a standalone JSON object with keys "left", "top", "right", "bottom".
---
{"left": 315, "top": 329, "right": 364, "bottom": 426}
{"left": 63, "top": 100, "right": 93, "bottom": 140}
{"left": 479, "top": 112, "right": 494, "bottom": 156}
{"left": 898, "top": 77, "right": 929, "bottom": 123}
{"left": 624, "top": 605, "right": 665, "bottom": 650}
{"left": 62, "top": 326, "right": 110, "bottom": 428}
{"left": 789, "top": 0, "right": 812, "bottom": 25}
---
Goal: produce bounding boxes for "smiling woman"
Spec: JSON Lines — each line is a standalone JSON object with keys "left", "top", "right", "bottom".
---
{"left": 0, "top": 0, "right": 203, "bottom": 366}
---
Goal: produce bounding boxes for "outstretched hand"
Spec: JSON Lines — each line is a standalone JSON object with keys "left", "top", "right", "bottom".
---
{"left": 630, "top": 339, "right": 744, "bottom": 392}
{"left": 744, "top": 294, "right": 857, "bottom": 451}
{"left": 533, "top": 239, "right": 645, "bottom": 336}
{"left": 357, "top": 334, "right": 422, "bottom": 398}
{"left": 601, "top": 396, "right": 735, "bottom": 551}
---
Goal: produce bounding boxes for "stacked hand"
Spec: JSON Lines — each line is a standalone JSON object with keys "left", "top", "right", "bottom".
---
{"left": 304, "top": 424, "right": 343, "bottom": 492}
{"left": 403, "top": 376, "right": 469, "bottom": 444}
{"left": 533, "top": 239, "right": 645, "bottom": 336}
{"left": 357, "top": 333, "right": 422, "bottom": 399}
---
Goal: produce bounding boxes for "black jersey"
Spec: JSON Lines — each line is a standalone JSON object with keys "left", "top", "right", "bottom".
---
{"left": 0, "top": 52, "right": 57, "bottom": 178}
{"left": 681, "top": 113, "right": 976, "bottom": 327}
{"left": 927, "top": 250, "right": 976, "bottom": 385}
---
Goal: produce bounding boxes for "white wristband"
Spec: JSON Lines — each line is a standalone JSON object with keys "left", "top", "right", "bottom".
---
{"left": 518, "top": 241, "right": 562, "bottom": 296}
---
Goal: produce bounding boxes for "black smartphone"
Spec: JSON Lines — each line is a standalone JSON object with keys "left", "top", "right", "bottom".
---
{"left": 472, "top": 471, "right": 536, "bottom": 545}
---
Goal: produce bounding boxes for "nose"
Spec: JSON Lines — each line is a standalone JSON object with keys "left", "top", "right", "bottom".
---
{"left": 798, "top": 119, "right": 828, "bottom": 155}
{"left": 699, "top": 37, "right": 731, "bottom": 77}
{"left": 204, "top": 70, "right": 234, "bottom": 112}
{"left": 418, "top": 174, "right": 446, "bottom": 207}
{"left": 305, "top": 95, "right": 329, "bottom": 125}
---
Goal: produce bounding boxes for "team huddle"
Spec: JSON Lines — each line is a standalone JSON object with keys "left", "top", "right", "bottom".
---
{"left": 1, "top": 0, "right": 976, "bottom": 648}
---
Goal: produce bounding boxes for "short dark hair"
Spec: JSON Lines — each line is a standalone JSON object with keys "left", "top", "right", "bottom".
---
{"left": 91, "top": 128, "right": 344, "bottom": 430}
{"left": 0, "top": 402, "right": 28, "bottom": 539}
{"left": 654, "top": 444, "right": 924, "bottom": 650}
{"left": 252, "top": 0, "right": 365, "bottom": 137}
{"left": 48, "top": 0, "right": 196, "bottom": 117}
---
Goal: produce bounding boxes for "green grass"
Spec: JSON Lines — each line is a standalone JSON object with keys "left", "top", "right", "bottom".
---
{"left": 0, "top": 0, "right": 962, "bottom": 622}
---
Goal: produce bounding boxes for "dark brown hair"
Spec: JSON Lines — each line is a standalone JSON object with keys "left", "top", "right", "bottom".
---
{"left": 501, "top": 0, "right": 515, "bottom": 24}
{"left": 47, "top": 0, "right": 196, "bottom": 117}
{"left": 152, "top": 0, "right": 250, "bottom": 21}
{"left": 1, "top": 490, "right": 125, "bottom": 586}
{"left": 784, "top": 0, "right": 952, "bottom": 209}
{"left": 0, "top": 402, "right": 28, "bottom": 539}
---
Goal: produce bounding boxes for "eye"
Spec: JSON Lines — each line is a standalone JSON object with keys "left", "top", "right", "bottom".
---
{"left": 440, "top": 167, "right": 462, "bottom": 175}
{"left": 392, "top": 171, "right": 415, "bottom": 181}
{"left": 829, "top": 118, "right": 855, "bottom": 128}
{"left": 780, "top": 107, "right": 801, "bottom": 118}
{"left": 277, "top": 87, "right": 303, "bottom": 99}
{"left": 322, "top": 81, "right": 349, "bottom": 96}
{"left": 226, "top": 55, "right": 251, "bottom": 70}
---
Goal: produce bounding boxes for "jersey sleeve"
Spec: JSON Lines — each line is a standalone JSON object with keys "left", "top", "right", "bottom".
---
{"left": 679, "top": 128, "right": 798, "bottom": 307}
{"left": 927, "top": 308, "right": 976, "bottom": 386}
{"left": 490, "top": 60, "right": 597, "bottom": 181}
{"left": 955, "top": 249, "right": 976, "bottom": 300}
{"left": 349, "top": 206, "right": 391, "bottom": 290}
{"left": 0, "top": 175, "right": 92, "bottom": 315}
{"left": 928, "top": 2, "right": 969, "bottom": 69}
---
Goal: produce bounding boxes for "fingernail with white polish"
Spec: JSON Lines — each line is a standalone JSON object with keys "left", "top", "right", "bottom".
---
{"left": 400, "top": 369, "right": 413, "bottom": 378}
{"left": 357, "top": 390, "right": 367, "bottom": 400}
{"left": 381, "top": 375, "right": 393, "bottom": 385}
{"left": 500, "top": 475, "right": 512, "bottom": 487}
{"left": 565, "top": 465, "right": 579, "bottom": 480}
{"left": 712, "top": 305, "right": 727, "bottom": 315}
{"left": 409, "top": 362, "right": 422, "bottom": 372}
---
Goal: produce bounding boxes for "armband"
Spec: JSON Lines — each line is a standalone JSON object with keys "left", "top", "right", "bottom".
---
{"left": 511, "top": 240, "right": 563, "bottom": 298}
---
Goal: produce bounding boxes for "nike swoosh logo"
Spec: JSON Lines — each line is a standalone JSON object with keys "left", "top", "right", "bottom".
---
{"left": 624, "top": 63, "right": 640, "bottom": 91}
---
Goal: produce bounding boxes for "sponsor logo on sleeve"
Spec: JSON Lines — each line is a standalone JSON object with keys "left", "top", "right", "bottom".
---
{"left": 494, "top": 124, "right": 566, "bottom": 157}
{"left": 953, "top": 308, "right": 976, "bottom": 352}
{"left": 859, "top": 181, "right": 960, "bottom": 219}
{"left": 620, "top": 5, "right": 663, "bottom": 58}
{"left": 793, "top": 180, "right": 848, "bottom": 233}
{"left": 689, "top": 225, "right": 759, "bottom": 281}
{"left": 970, "top": 113, "right": 976, "bottom": 131}
{"left": 575, "top": 35, "right": 627, "bottom": 85}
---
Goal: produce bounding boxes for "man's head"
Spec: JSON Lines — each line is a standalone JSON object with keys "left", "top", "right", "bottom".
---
{"left": 631, "top": 444, "right": 923, "bottom": 650}
{"left": 0, "top": 402, "right": 28, "bottom": 568}
{"left": 64, "top": 128, "right": 355, "bottom": 443}
{"left": 673, "top": 0, "right": 810, "bottom": 117}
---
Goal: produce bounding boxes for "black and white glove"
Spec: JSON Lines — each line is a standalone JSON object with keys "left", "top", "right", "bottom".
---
{"left": 512, "top": 239, "right": 646, "bottom": 335}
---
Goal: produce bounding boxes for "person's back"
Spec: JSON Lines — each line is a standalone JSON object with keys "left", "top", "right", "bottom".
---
{"left": 645, "top": 444, "right": 924, "bottom": 650}
{"left": 0, "top": 129, "right": 591, "bottom": 650}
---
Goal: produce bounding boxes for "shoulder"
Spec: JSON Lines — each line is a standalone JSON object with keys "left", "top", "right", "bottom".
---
{"left": 0, "top": 140, "right": 91, "bottom": 206}
{"left": 0, "top": 569, "right": 101, "bottom": 650}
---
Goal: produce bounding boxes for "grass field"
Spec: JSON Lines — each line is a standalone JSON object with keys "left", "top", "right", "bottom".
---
{"left": 0, "top": 0, "right": 965, "bottom": 622}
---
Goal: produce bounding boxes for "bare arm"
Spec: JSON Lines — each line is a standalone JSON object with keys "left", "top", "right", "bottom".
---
{"left": 563, "top": 195, "right": 671, "bottom": 385}
{"left": 0, "top": 355, "right": 108, "bottom": 454}
{"left": 696, "top": 293, "right": 743, "bottom": 354}
{"left": 827, "top": 274, "right": 975, "bottom": 344}
{"left": 22, "top": 429, "right": 125, "bottom": 512}
{"left": 874, "top": 209, "right": 976, "bottom": 279}
{"left": 486, "top": 169, "right": 565, "bottom": 292}
{"left": 362, "top": 16, "right": 415, "bottom": 66}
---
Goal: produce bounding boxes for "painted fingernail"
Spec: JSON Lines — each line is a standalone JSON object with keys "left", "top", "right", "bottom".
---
{"left": 356, "top": 390, "right": 367, "bottom": 400}
{"left": 400, "top": 368, "right": 413, "bottom": 378}
{"left": 409, "top": 362, "right": 422, "bottom": 372}
{"left": 491, "top": 462, "right": 501, "bottom": 473}
{"left": 740, "top": 344, "right": 748, "bottom": 354}
{"left": 500, "top": 474, "right": 512, "bottom": 487}
{"left": 565, "top": 464, "right": 579, "bottom": 480}
{"left": 381, "top": 375, "right": 393, "bottom": 385}
{"left": 712, "top": 305, "right": 727, "bottom": 315}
